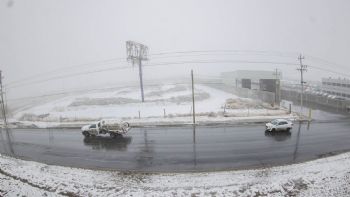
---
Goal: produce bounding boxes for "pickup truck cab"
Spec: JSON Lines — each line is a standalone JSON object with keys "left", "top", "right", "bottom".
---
{"left": 265, "top": 119, "right": 293, "bottom": 132}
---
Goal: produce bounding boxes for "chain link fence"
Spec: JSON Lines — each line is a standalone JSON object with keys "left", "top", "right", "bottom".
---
{"left": 281, "top": 89, "right": 350, "bottom": 113}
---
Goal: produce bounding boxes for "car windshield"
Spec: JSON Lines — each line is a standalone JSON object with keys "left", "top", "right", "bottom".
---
{"left": 271, "top": 120, "right": 279, "bottom": 125}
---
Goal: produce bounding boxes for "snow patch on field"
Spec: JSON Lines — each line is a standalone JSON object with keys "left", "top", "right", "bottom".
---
{"left": 13, "top": 84, "right": 293, "bottom": 126}
{"left": 12, "top": 113, "right": 297, "bottom": 129}
{"left": 0, "top": 152, "right": 350, "bottom": 196}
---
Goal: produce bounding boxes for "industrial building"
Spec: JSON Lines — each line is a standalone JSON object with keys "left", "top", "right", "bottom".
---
{"left": 221, "top": 70, "right": 282, "bottom": 92}
{"left": 322, "top": 77, "right": 350, "bottom": 100}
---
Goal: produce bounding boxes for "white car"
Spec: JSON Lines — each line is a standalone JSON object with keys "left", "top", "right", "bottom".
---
{"left": 265, "top": 119, "right": 293, "bottom": 132}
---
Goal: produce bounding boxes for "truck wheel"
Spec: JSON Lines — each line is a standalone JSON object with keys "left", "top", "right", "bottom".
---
{"left": 110, "top": 133, "right": 116, "bottom": 138}
{"left": 82, "top": 131, "right": 90, "bottom": 137}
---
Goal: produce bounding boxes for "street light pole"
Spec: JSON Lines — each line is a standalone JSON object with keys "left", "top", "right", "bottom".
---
{"left": 191, "top": 70, "right": 196, "bottom": 124}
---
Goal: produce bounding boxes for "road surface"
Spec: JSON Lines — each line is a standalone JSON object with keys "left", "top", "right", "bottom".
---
{"left": 1, "top": 120, "right": 350, "bottom": 172}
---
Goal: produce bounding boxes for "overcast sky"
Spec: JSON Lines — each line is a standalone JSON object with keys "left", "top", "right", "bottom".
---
{"left": 1, "top": 0, "right": 350, "bottom": 99}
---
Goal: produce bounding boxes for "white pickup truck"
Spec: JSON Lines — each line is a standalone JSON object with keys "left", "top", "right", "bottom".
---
{"left": 81, "top": 119, "right": 131, "bottom": 138}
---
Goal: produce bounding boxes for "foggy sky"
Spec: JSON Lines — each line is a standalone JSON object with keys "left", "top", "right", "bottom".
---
{"left": 1, "top": 0, "right": 350, "bottom": 99}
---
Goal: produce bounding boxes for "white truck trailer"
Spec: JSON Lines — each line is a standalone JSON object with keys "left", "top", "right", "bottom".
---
{"left": 81, "top": 119, "right": 130, "bottom": 138}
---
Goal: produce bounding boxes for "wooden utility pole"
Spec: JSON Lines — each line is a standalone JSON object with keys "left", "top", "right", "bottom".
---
{"left": 0, "top": 70, "right": 8, "bottom": 127}
{"left": 191, "top": 70, "right": 196, "bottom": 124}
{"left": 297, "top": 55, "right": 308, "bottom": 116}
{"left": 273, "top": 68, "right": 280, "bottom": 106}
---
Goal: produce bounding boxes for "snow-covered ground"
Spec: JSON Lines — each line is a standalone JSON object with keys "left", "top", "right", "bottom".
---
{"left": 1, "top": 152, "right": 349, "bottom": 196}
{"left": 14, "top": 113, "right": 298, "bottom": 129}
{"left": 12, "top": 84, "right": 297, "bottom": 128}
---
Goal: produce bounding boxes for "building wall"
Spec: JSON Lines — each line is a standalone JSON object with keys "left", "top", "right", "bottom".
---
{"left": 221, "top": 70, "right": 281, "bottom": 91}
{"left": 322, "top": 78, "right": 350, "bottom": 100}
{"left": 241, "top": 79, "right": 251, "bottom": 89}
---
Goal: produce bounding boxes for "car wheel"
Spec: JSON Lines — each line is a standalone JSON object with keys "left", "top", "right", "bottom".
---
{"left": 271, "top": 128, "right": 276, "bottom": 132}
{"left": 286, "top": 128, "right": 291, "bottom": 132}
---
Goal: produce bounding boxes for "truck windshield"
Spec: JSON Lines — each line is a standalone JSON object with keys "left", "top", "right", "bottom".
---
{"left": 90, "top": 124, "right": 96, "bottom": 128}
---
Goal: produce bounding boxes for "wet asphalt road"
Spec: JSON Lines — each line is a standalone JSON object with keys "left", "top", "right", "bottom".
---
{"left": 1, "top": 120, "right": 350, "bottom": 172}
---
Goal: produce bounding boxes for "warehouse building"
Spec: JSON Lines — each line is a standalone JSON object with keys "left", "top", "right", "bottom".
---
{"left": 221, "top": 70, "right": 282, "bottom": 92}
{"left": 322, "top": 77, "right": 350, "bottom": 100}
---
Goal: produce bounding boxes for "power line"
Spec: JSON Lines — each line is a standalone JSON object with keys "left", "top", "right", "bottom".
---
{"left": 7, "top": 50, "right": 350, "bottom": 88}
{"left": 150, "top": 49, "right": 299, "bottom": 57}
{"left": 6, "top": 57, "right": 350, "bottom": 90}
{"left": 6, "top": 79, "right": 324, "bottom": 102}
{"left": 5, "top": 51, "right": 350, "bottom": 90}
{"left": 6, "top": 58, "right": 296, "bottom": 88}
{"left": 307, "top": 65, "right": 350, "bottom": 78}
{"left": 144, "top": 59, "right": 299, "bottom": 67}
{"left": 148, "top": 50, "right": 298, "bottom": 60}
{"left": 4, "top": 50, "right": 298, "bottom": 86}
{"left": 4, "top": 59, "right": 301, "bottom": 89}
{"left": 6, "top": 57, "right": 126, "bottom": 86}
{"left": 305, "top": 54, "right": 349, "bottom": 71}
{"left": 6, "top": 65, "right": 130, "bottom": 89}
{"left": 7, "top": 81, "right": 227, "bottom": 102}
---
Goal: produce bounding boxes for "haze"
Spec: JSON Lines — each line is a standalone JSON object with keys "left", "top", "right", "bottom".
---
{"left": 1, "top": 0, "right": 350, "bottom": 100}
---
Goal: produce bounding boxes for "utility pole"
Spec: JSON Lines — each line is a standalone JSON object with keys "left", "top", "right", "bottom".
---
{"left": 273, "top": 68, "right": 280, "bottom": 106}
{"left": 297, "top": 54, "right": 308, "bottom": 116}
{"left": 0, "top": 70, "right": 8, "bottom": 127}
{"left": 138, "top": 58, "right": 145, "bottom": 102}
{"left": 191, "top": 70, "right": 196, "bottom": 124}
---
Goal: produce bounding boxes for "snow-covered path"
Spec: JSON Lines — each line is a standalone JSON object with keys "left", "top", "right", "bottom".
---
{"left": 1, "top": 152, "right": 349, "bottom": 196}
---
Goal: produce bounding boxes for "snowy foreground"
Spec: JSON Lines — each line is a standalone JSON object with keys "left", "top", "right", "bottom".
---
{"left": 1, "top": 153, "right": 349, "bottom": 196}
